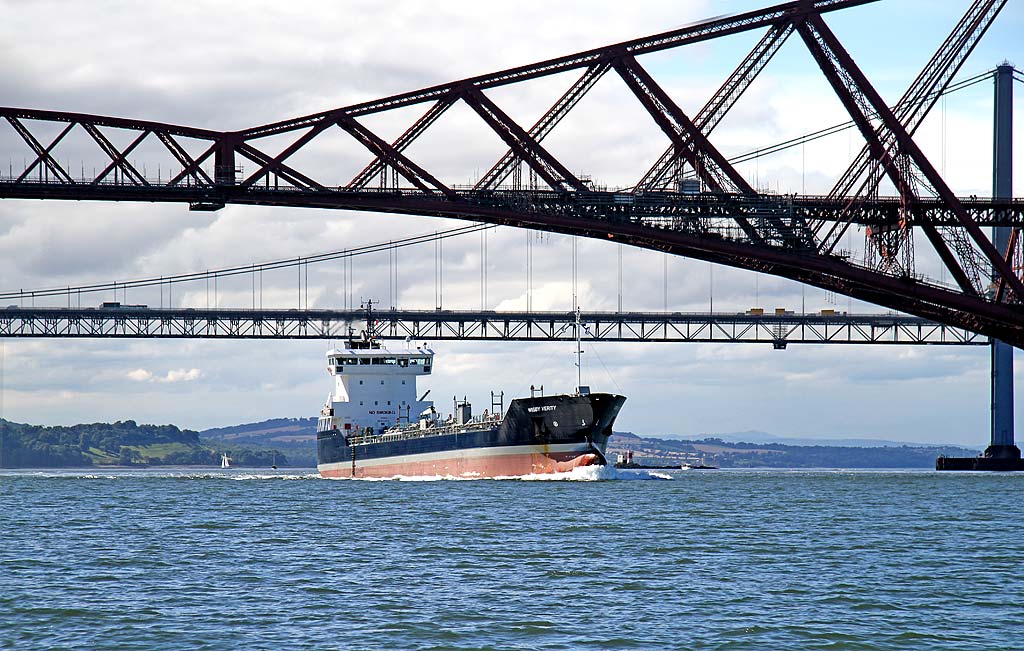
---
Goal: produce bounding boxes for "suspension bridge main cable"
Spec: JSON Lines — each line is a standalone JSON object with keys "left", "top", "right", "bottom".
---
{"left": 0, "top": 223, "right": 494, "bottom": 301}
{"left": 693, "top": 68, "right": 995, "bottom": 175}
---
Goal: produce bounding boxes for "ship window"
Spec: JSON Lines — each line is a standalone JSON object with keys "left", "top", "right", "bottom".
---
{"left": 359, "top": 380, "right": 363, "bottom": 385}
{"left": 374, "top": 401, "right": 378, "bottom": 406}
{"left": 381, "top": 380, "right": 385, "bottom": 385}
{"left": 359, "top": 358, "right": 369, "bottom": 365}
{"left": 402, "top": 380, "right": 406, "bottom": 385}
{"left": 359, "top": 401, "right": 363, "bottom": 406}
{"left": 372, "top": 357, "right": 384, "bottom": 365}
{"left": 344, "top": 357, "right": 358, "bottom": 364}
{"left": 384, "top": 358, "right": 397, "bottom": 365}
{"left": 387, "top": 401, "right": 391, "bottom": 406}
{"left": 398, "top": 359, "right": 408, "bottom": 367}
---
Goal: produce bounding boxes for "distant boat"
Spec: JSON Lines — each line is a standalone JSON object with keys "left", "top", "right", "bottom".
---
{"left": 681, "top": 457, "right": 717, "bottom": 470}
{"left": 221, "top": 453, "right": 231, "bottom": 469}
{"left": 271, "top": 451, "right": 278, "bottom": 470}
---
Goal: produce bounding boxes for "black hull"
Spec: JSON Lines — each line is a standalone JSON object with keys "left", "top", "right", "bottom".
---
{"left": 317, "top": 393, "right": 625, "bottom": 477}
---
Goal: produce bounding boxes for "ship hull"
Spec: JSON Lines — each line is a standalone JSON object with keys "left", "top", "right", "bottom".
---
{"left": 317, "top": 393, "right": 625, "bottom": 479}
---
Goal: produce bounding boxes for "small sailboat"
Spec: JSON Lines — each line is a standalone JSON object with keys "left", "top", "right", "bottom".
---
{"left": 221, "top": 453, "right": 231, "bottom": 469}
{"left": 271, "top": 451, "right": 278, "bottom": 470}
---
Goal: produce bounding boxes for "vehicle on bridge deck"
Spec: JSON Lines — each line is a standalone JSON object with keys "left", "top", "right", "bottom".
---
{"left": 315, "top": 337, "right": 625, "bottom": 479}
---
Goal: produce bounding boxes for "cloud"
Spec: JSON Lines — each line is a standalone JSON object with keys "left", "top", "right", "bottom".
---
{"left": 126, "top": 369, "right": 153, "bottom": 382}
{"left": 126, "top": 368, "right": 203, "bottom": 383}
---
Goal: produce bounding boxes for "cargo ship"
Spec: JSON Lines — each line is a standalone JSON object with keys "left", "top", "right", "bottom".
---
{"left": 315, "top": 337, "right": 625, "bottom": 479}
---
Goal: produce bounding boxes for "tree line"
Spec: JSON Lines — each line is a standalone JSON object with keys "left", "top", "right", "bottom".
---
{"left": 0, "top": 419, "right": 287, "bottom": 468}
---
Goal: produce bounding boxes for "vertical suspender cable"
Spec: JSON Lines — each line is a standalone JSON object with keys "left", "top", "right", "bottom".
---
{"left": 617, "top": 244, "right": 623, "bottom": 313}
{"left": 571, "top": 237, "right": 577, "bottom": 312}
{"left": 663, "top": 253, "right": 668, "bottom": 312}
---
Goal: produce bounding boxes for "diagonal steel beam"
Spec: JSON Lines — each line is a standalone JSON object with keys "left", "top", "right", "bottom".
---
{"left": 461, "top": 85, "right": 587, "bottom": 193}
{"left": 637, "top": 22, "right": 795, "bottom": 192}
{"left": 238, "top": 122, "right": 334, "bottom": 189}
{"left": 349, "top": 96, "right": 456, "bottom": 190}
{"left": 336, "top": 114, "right": 455, "bottom": 197}
{"left": 475, "top": 62, "right": 611, "bottom": 191}
{"left": 241, "top": 0, "right": 879, "bottom": 138}
{"left": 796, "top": 19, "right": 977, "bottom": 293}
{"left": 995, "top": 227, "right": 1020, "bottom": 304}
{"left": 830, "top": 0, "right": 1007, "bottom": 201}
{"left": 798, "top": 13, "right": 1024, "bottom": 303}
{"left": 235, "top": 141, "right": 327, "bottom": 191}
{"left": 9, "top": 118, "right": 76, "bottom": 184}
{"left": 85, "top": 125, "right": 150, "bottom": 186}
{"left": 610, "top": 53, "right": 782, "bottom": 243}
{"left": 611, "top": 53, "right": 755, "bottom": 196}
{"left": 817, "top": 0, "right": 1008, "bottom": 252}
{"left": 165, "top": 137, "right": 217, "bottom": 187}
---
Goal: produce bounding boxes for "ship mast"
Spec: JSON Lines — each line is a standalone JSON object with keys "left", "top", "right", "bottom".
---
{"left": 362, "top": 299, "right": 375, "bottom": 341}
{"left": 575, "top": 307, "right": 582, "bottom": 394}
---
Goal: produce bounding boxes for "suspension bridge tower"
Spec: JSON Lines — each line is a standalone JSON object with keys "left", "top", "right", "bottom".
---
{"left": 938, "top": 62, "right": 1023, "bottom": 471}
{"left": 987, "top": 62, "right": 1019, "bottom": 461}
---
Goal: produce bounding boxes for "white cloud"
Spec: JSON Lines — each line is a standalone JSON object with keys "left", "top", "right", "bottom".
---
{"left": 126, "top": 369, "right": 154, "bottom": 382}
{"left": 125, "top": 367, "right": 202, "bottom": 384}
{"left": 164, "top": 368, "right": 203, "bottom": 383}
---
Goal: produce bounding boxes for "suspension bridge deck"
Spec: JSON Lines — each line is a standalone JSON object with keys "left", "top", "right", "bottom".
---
{"left": 0, "top": 307, "right": 985, "bottom": 346}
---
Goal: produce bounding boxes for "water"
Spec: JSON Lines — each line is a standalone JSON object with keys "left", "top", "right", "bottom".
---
{"left": 2, "top": 468, "right": 1023, "bottom": 650}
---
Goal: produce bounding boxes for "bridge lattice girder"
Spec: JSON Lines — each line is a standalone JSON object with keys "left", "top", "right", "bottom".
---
{"left": 1, "top": 0, "right": 1022, "bottom": 345}
{"left": 0, "top": 307, "right": 988, "bottom": 346}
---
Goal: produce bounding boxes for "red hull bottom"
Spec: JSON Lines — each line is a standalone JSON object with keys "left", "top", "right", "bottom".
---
{"left": 319, "top": 450, "right": 600, "bottom": 479}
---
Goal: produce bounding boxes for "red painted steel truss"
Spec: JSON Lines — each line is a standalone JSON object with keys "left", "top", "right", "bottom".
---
{"left": 1, "top": 0, "right": 1023, "bottom": 345}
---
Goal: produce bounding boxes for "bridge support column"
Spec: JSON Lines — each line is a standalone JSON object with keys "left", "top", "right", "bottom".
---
{"left": 214, "top": 139, "right": 236, "bottom": 186}
{"left": 986, "top": 63, "right": 1019, "bottom": 461}
{"left": 938, "top": 63, "right": 1021, "bottom": 470}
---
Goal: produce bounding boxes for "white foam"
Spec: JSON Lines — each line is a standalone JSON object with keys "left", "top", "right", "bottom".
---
{"left": 228, "top": 472, "right": 321, "bottom": 481}
{"left": 519, "top": 465, "right": 673, "bottom": 481}
{"left": 342, "top": 464, "right": 673, "bottom": 482}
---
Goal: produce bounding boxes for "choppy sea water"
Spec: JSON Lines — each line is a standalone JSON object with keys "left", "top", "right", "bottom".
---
{"left": 2, "top": 467, "right": 1023, "bottom": 650}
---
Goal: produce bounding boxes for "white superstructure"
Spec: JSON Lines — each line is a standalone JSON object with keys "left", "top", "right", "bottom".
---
{"left": 317, "top": 339, "right": 435, "bottom": 436}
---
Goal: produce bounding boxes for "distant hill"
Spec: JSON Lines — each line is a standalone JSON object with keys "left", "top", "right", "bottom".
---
{"left": 200, "top": 418, "right": 317, "bottom": 466}
{"left": 703, "top": 429, "right": 971, "bottom": 449}
{"left": 0, "top": 419, "right": 288, "bottom": 468}
{"left": 608, "top": 432, "right": 980, "bottom": 469}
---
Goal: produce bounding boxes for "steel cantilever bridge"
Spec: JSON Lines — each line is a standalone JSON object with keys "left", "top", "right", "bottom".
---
{"left": 2, "top": 0, "right": 1023, "bottom": 344}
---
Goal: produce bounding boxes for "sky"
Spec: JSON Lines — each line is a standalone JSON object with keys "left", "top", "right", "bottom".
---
{"left": 1, "top": 0, "right": 1023, "bottom": 446}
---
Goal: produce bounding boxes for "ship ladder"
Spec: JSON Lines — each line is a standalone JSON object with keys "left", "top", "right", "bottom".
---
{"left": 350, "top": 437, "right": 357, "bottom": 478}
